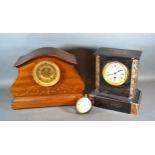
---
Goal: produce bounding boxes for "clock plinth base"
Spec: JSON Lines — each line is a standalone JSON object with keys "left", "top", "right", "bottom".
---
{"left": 12, "top": 94, "right": 83, "bottom": 109}
{"left": 89, "top": 89, "right": 141, "bottom": 115}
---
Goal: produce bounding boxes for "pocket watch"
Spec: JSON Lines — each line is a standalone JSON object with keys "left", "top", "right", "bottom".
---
{"left": 102, "top": 61, "right": 129, "bottom": 86}
{"left": 76, "top": 97, "right": 92, "bottom": 114}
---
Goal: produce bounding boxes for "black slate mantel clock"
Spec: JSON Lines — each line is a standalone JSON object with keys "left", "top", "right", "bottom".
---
{"left": 89, "top": 47, "right": 142, "bottom": 115}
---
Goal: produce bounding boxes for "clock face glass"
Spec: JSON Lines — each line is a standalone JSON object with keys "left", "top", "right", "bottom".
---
{"left": 102, "top": 61, "right": 129, "bottom": 86}
{"left": 32, "top": 61, "right": 60, "bottom": 87}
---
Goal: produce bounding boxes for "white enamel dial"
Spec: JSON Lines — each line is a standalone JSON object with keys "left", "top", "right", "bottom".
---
{"left": 76, "top": 97, "right": 92, "bottom": 114}
{"left": 102, "top": 61, "right": 129, "bottom": 86}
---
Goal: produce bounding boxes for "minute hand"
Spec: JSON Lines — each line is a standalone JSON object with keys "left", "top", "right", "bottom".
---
{"left": 107, "top": 70, "right": 123, "bottom": 76}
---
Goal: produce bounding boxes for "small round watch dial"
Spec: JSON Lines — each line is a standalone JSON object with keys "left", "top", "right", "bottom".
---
{"left": 102, "top": 61, "right": 129, "bottom": 86}
{"left": 32, "top": 61, "right": 60, "bottom": 87}
{"left": 76, "top": 97, "right": 92, "bottom": 114}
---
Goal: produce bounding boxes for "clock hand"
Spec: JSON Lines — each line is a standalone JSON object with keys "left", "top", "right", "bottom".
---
{"left": 107, "top": 73, "right": 115, "bottom": 76}
{"left": 107, "top": 70, "right": 123, "bottom": 76}
{"left": 115, "top": 70, "right": 123, "bottom": 74}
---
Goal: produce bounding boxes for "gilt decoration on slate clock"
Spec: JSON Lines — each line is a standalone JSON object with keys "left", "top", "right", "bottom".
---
{"left": 11, "top": 47, "right": 85, "bottom": 109}
{"left": 89, "top": 47, "right": 142, "bottom": 115}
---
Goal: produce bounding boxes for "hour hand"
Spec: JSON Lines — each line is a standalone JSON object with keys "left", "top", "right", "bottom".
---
{"left": 116, "top": 70, "right": 123, "bottom": 73}
{"left": 107, "top": 70, "right": 123, "bottom": 76}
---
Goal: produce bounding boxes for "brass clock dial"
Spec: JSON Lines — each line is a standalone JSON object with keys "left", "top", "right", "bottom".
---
{"left": 32, "top": 61, "right": 60, "bottom": 87}
{"left": 102, "top": 61, "right": 129, "bottom": 86}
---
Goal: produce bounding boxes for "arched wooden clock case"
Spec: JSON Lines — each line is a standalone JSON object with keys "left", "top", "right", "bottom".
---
{"left": 11, "top": 47, "right": 85, "bottom": 109}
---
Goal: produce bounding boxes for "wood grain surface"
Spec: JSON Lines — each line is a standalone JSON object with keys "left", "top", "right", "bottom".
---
{"left": 11, "top": 56, "right": 85, "bottom": 109}
{"left": 12, "top": 94, "right": 83, "bottom": 109}
{"left": 15, "top": 47, "right": 77, "bottom": 67}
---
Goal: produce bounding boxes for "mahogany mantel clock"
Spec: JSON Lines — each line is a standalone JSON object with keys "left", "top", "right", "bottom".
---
{"left": 89, "top": 47, "right": 142, "bottom": 115}
{"left": 11, "top": 47, "right": 85, "bottom": 109}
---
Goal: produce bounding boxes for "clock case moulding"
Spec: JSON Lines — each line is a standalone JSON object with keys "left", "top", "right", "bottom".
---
{"left": 89, "top": 47, "right": 142, "bottom": 115}
{"left": 11, "top": 47, "right": 85, "bottom": 109}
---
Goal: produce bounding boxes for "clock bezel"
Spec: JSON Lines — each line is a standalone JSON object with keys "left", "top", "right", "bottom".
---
{"left": 32, "top": 61, "right": 60, "bottom": 87}
{"left": 102, "top": 61, "right": 129, "bottom": 86}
